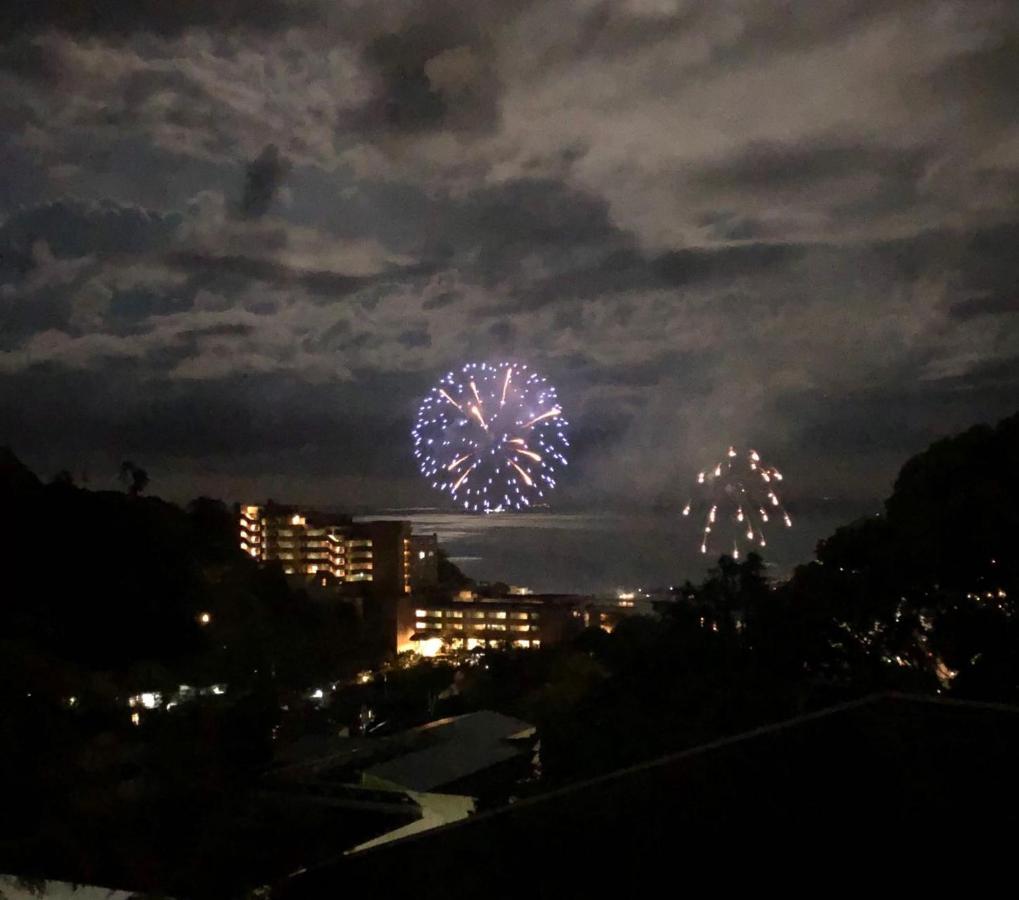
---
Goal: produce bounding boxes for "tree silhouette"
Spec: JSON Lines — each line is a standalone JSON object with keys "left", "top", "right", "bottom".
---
{"left": 119, "top": 461, "right": 150, "bottom": 497}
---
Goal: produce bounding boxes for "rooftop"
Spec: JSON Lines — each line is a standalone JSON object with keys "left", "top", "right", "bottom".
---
{"left": 270, "top": 711, "right": 536, "bottom": 794}
{"left": 362, "top": 711, "right": 536, "bottom": 793}
{"left": 274, "top": 693, "right": 1019, "bottom": 897}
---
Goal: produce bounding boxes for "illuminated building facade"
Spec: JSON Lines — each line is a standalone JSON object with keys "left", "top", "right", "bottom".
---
{"left": 396, "top": 594, "right": 587, "bottom": 656}
{"left": 239, "top": 505, "right": 413, "bottom": 594}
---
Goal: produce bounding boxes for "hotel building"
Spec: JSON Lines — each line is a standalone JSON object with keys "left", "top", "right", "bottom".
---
{"left": 396, "top": 594, "right": 588, "bottom": 656}
{"left": 239, "top": 505, "right": 414, "bottom": 596}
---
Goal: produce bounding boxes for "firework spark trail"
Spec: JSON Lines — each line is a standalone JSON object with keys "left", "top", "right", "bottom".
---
{"left": 523, "top": 407, "right": 562, "bottom": 428}
{"left": 438, "top": 389, "right": 462, "bottom": 411}
{"left": 412, "top": 362, "right": 570, "bottom": 513}
{"left": 683, "top": 445, "right": 792, "bottom": 557}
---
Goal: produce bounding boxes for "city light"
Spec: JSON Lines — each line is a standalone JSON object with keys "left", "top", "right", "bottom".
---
{"left": 418, "top": 638, "right": 444, "bottom": 658}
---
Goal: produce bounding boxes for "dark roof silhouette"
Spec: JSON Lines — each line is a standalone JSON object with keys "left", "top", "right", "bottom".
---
{"left": 362, "top": 710, "right": 536, "bottom": 793}
{"left": 274, "top": 693, "right": 1019, "bottom": 897}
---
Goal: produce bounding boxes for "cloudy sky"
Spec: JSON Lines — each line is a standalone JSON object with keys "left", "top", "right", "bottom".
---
{"left": 1, "top": 1, "right": 1017, "bottom": 588}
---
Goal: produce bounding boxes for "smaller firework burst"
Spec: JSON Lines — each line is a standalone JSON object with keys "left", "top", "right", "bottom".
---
{"left": 683, "top": 446, "right": 792, "bottom": 559}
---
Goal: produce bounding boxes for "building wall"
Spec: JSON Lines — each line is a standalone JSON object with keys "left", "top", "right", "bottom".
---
{"left": 356, "top": 521, "right": 411, "bottom": 597}
{"left": 409, "top": 534, "right": 439, "bottom": 589}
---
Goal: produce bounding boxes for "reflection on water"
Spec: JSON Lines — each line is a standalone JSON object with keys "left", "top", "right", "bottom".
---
{"left": 358, "top": 508, "right": 850, "bottom": 595}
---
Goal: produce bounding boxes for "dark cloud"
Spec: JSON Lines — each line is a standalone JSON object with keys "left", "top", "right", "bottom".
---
{"left": 0, "top": 200, "right": 180, "bottom": 278}
{"left": 398, "top": 327, "right": 431, "bottom": 348}
{"left": 698, "top": 212, "right": 769, "bottom": 242}
{"left": 696, "top": 140, "right": 928, "bottom": 194}
{"left": 167, "top": 251, "right": 426, "bottom": 300}
{"left": 779, "top": 355, "right": 1019, "bottom": 474}
{"left": 505, "top": 239, "right": 808, "bottom": 312}
{"left": 487, "top": 320, "right": 516, "bottom": 345}
{"left": 418, "top": 177, "right": 630, "bottom": 298}
{"left": 422, "top": 291, "right": 459, "bottom": 310}
{"left": 949, "top": 294, "right": 1019, "bottom": 321}
{"left": 0, "top": 0, "right": 312, "bottom": 40}
{"left": 0, "top": 36, "right": 66, "bottom": 82}
{"left": 955, "top": 221, "right": 1019, "bottom": 296}
{"left": 240, "top": 144, "right": 291, "bottom": 219}
{"left": 652, "top": 242, "right": 807, "bottom": 287}
{"left": 351, "top": 23, "right": 500, "bottom": 137}
{"left": 0, "top": 364, "right": 413, "bottom": 481}
{"left": 922, "top": 31, "right": 1019, "bottom": 123}
{"left": 179, "top": 322, "right": 256, "bottom": 340}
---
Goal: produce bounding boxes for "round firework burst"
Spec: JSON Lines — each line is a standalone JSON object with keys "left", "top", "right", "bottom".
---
{"left": 683, "top": 446, "right": 792, "bottom": 559}
{"left": 412, "top": 362, "right": 569, "bottom": 512}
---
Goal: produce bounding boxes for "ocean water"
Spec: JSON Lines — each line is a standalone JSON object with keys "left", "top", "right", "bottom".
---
{"left": 360, "top": 506, "right": 857, "bottom": 595}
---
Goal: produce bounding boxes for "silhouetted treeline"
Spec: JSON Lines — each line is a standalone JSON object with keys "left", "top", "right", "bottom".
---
{"left": 0, "top": 450, "right": 364, "bottom": 694}
{"left": 0, "top": 450, "right": 365, "bottom": 896}
{"left": 447, "top": 411, "right": 1019, "bottom": 784}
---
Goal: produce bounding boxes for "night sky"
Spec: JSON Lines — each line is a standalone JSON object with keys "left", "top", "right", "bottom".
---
{"left": 2, "top": 2, "right": 1017, "bottom": 590}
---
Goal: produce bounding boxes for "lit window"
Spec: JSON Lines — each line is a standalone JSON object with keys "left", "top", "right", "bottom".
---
{"left": 532, "top": 640, "right": 541, "bottom": 648}
{"left": 471, "top": 611, "right": 486, "bottom": 619}
{"left": 418, "top": 551, "right": 426, "bottom": 560}
{"left": 449, "top": 610, "right": 464, "bottom": 618}
{"left": 493, "top": 611, "right": 507, "bottom": 619}
{"left": 415, "top": 609, "right": 427, "bottom": 618}
{"left": 452, "top": 623, "right": 464, "bottom": 630}
{"left": 426, "top": 610, "right": 443, "bottom": 617}
{"left": 513, "top": 640, "right": 531, "bottom": 649}
{"left": 415, "top": 621, "right": 426, "bottom": 629}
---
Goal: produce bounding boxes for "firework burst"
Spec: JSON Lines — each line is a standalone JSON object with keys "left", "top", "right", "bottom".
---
{"left": 683, "top": 446, "right": 792, "bottom": 559}
{"left": 412, "top": 362, "right": 569, "bottom": 512}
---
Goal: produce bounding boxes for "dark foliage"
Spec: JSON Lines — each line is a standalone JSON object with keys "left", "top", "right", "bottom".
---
{"left": 0, "top": 451, "right": 364, "bottom": 896}
{"left": 1, "top": 409, "right": 1017, "bottom": 892}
